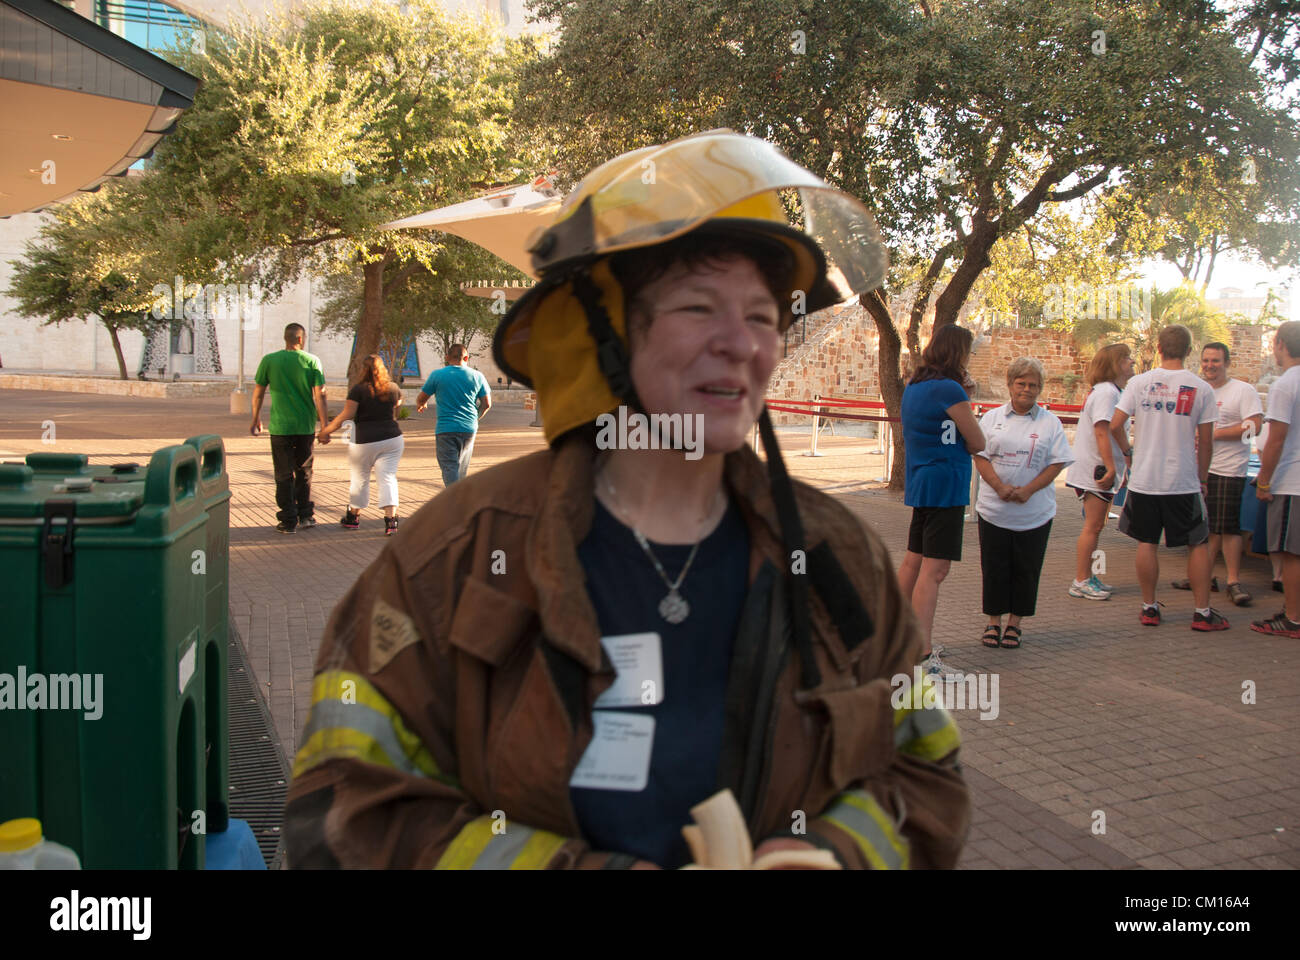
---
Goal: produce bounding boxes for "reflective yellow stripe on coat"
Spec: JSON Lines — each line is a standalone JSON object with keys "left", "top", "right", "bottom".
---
{"left": 292, "top": 670, "right": 453, "bottom": 786}
{"left": 893, "top": 703, "right": 961, "bottom": 764}
{"left": 435, "top": 816, "right": 569, "bottom": 870}
{"left": 821, "top": 789, "right": 910, "bottom": 870}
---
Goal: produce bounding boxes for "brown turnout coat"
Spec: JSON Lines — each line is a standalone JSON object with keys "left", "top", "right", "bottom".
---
{"left": 283, "top": 432, "right": 970, "bottom": 868}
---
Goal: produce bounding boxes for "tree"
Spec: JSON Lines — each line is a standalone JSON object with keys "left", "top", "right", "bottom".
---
{"left": 519, "top": 0, "right": 1300, "bottom": 486}
{"left": 1106, "top": 157, "right": 1300, "bottom": 293}
{"left": 970, "top": 202, "right": 1141, "bottom": 330}
{"left": 136, "top": 0, "right": 534, "bottom": 384}
{"left": 1066, "top": 283, "right": 1231, "bottom": 370}
{"left": 315, "top": 234, "right": 527, "bottom": 371}
{"left": 6, "top": 183, "right": 164, "bottom": 380}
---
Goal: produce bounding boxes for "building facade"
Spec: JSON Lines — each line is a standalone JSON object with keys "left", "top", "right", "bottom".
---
{"left": 1, "top": 0, "right": 531, "bottom": 386}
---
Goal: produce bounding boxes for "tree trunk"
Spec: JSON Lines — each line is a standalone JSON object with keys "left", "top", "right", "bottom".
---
{"left": 932, "top": 225, "right": 997, "bottom": 327}
{"left": 863, "top": 289, "right": 906, "bottom": 490}
{"left": 105, "top": 323, "right": 128, "bottom": 380}
{"left": 907, "top": 251, "right": 950, "bottom": 357}
{"left": 352, "top": 255, "right": 389, "bottom": 386}
{"left": 1201, "top": 234, "right": 1220, "bottom": 294}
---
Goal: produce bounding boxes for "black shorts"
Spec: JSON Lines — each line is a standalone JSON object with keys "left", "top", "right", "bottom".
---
{"left": 1118, "top": 491, "right": 1209, "bottom": 547}
{"left": 1205, "top": 473, "right": 1246, "bottom": 535}
{"left": 1067, "top": 483, "right": 1113, "bottom": 504}
{"left": 907, "top": 505, "right": 965, "bottom": 561}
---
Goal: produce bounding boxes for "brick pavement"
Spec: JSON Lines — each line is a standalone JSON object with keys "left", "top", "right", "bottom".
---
{"left": 3, "top": 387, "right": 1297, "bottom": 869}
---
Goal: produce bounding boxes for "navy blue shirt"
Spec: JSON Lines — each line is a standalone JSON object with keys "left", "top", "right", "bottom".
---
{"left": 902, "top": 377, "right": 973, "bottom": 507}
{"left": 572, "top": 496, "right": 749, "bottom": 868}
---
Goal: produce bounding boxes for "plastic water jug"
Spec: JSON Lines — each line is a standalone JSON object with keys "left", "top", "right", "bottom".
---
{"left": 0, "top": 818, "right": 81, "bottom": 869}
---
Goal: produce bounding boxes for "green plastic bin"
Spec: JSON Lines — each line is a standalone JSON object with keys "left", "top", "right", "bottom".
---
{"left": 183, "top": 435, "right": 230, "bottom": 834}
{"left": 0, "top": 445, "right": 208, "bottom": 868}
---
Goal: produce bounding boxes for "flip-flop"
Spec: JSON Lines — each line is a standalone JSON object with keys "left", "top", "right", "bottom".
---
{"left": 1000, "top": 625, "right": 1022, "bottom": 648}
{"left": 981, "top": 625, "right": 1002, "bottom": 648}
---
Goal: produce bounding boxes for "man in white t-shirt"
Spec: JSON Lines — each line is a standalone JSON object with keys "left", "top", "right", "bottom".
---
{"left": 1251, "top": 321, "right": 1300, "bottom": 637}
{"left": 1169, "top": 342, "right": 1263, "bottom": 606}
{"left": 1110, "top": 325, "right": 1224, "bottom": 630}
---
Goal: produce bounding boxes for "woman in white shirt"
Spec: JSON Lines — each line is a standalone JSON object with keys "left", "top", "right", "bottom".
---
{"left": 1064, "top": 344, "right": 1135, "bottom": 600}
{"left": 973, "top": 358, "right": 1075, "bottom": 648}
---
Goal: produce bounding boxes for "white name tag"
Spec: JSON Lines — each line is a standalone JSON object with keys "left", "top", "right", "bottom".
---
{"left": 593, "top": 632, "right": 664, "bottom": 708}
{"left": 569, "top": 711, "right": 655, "bottom": 792}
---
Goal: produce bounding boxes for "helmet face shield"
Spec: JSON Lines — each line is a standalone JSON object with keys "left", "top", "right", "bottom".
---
{"left": 528, "top": 130, "right": 889, "bottom": 300}
{"left": 800, "top": 188, "right": 890, "bottom": 304}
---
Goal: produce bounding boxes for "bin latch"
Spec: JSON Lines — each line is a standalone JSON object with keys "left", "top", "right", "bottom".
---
{"left": 42, "top": 499, "right": 77, "bottom": 589}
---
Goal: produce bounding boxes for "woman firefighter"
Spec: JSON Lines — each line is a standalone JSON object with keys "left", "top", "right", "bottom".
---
{"left": 284, "top": 130, "right": 970, "bottom": 869}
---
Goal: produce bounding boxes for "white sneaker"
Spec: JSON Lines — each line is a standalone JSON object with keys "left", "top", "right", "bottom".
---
{"left": 920, "top": 651, "right": 961, "bottom": 679}
{"left": 1069, "top": 579, "right": 1111, "bottom": 600}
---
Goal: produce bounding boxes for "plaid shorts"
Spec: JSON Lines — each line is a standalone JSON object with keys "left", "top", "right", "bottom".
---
{"left": 1205, "top": 473, "right": 1246, "bottom": 535}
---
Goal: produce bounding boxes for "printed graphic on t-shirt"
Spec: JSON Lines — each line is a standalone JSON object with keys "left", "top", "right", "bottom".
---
{"left": 1138, "top": 380, "right": 1197, "bottom": 416}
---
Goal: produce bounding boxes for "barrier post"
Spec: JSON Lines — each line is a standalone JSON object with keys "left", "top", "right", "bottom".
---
{"left": 805, "top": 394, "right": 823, "bottom": 457}
{"left": 876, "top": 417, "right": 890, "bottom": 483}
{"left": 885, "top": 422, "right": 893, "bottom": 482}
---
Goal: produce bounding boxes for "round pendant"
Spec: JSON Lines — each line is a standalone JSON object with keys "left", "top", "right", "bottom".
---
{"left": 659, "top": 590, "right": 690, "bottom": 624}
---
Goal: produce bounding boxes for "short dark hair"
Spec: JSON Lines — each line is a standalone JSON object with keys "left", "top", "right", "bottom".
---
{"left": 284, "top": 323, "right": 305, "bottom": 344}
{"left": 1158, "top": 324, "right": 1192, "bottom": 360}
{"left": 1202, "top": 341, "right": 1230, "bottom": 365}
{"left": 1276, "top": 322, "right": 1300, "bottom": 360}
{"left": 909, "top": 324, "right": 974, "bottom": 385}
{"left": 609, "top": 231, "right": 797, "bottom": 337}
{"left": 446, "top": 344, "right": 468, "bottom": 362}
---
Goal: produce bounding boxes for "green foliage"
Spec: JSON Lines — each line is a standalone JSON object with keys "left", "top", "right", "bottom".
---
{"left": 6, "top": 182, "right": 164, "bottom": 379}
{"left": 132, "top": 0, "right": 539, "bottom": 373}
{"left": 315, "top": 234, "right": 524, "bottom": 357}
{"left": 1068, "top": 283, "right": 1232, "bottom": 371}
{"left": 520, "top": 0, "right": 1300, "bottom": 325}
{"left": 975, "top": 202, "right": 1142, "bottom": 329}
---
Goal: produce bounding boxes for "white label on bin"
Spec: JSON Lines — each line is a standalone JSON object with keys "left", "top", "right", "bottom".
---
{"left": 178, "top": 634, "right": 197, "bottom": 696}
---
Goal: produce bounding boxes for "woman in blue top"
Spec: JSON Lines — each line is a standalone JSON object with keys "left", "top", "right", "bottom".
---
{"left": 898, "top": 324, "right": 985, "bottom": 676}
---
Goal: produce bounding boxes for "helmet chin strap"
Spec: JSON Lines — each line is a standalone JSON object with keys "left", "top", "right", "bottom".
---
{"left": 758, "top": 406, "right": 821, "bottom": 691}
{"left": 572, "top": 269, "right": 644, "bottom": 414}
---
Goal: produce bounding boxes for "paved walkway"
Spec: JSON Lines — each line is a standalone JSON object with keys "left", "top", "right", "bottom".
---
{"left": 3, "top": 387, "right": 1296, "bottom": 869}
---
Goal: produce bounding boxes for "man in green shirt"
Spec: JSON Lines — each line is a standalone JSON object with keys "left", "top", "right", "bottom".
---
{"left": 251, "top": 323, "right": 329, "bottom": 533}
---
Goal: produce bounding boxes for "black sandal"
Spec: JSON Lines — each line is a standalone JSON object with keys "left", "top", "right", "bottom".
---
{"left": 981, "top": 624, "right": 1002, "bottom": 648}
{"left": 1000, "top": 625, "right": 1022, "bottom": 648}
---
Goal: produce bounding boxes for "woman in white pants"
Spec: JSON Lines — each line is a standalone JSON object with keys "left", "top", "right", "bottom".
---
{"left": 318, "top": 354, "right": 405, "bottom": 535}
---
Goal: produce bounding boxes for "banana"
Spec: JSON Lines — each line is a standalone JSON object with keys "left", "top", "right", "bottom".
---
{"left": 680, "top": 789, "right": 841, "bottom": 870}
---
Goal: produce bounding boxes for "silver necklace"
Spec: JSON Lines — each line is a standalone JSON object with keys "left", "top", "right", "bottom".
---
{"left": 600, "top": 471, "right": 722, "bottom": 625}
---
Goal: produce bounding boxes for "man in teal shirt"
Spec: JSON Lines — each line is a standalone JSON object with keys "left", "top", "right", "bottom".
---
{"left": 251, "top": 323, "right": 329, "bottom": 533}
{"left": 416, "top": 344, "right": 491, "bottom": 485}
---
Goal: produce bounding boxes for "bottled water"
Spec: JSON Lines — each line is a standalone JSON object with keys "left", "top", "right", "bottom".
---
{"left": 0, "top": 818, "right": 81, "bottom": 869}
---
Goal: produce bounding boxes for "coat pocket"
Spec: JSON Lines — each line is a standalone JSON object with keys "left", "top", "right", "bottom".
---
{"left": 814, "top": 677, "right": 897, "bottom": 788}
{"left": 447, "top": 577, "right": 537, "bottom": 667}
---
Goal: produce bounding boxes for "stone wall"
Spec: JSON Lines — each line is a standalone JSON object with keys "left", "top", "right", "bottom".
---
{"left": 1227, "top": 324, "right": 1276, "bottom": 384}
{"left": 766, "top": 302, "right": 881, "bottom": 424}
{"left": 968, "top": 328, "right": 1089, "bottom": 405}
{"left": 758, "top": 317, "right": 1281, "bottom": 427}
{"left": 0, "top": 374, "right": 232, "bottom": 398}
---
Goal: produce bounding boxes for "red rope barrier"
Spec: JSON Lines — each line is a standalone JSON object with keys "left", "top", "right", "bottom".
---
{"left": 766, "top": 400, "right": 1079, "bottom": 426}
